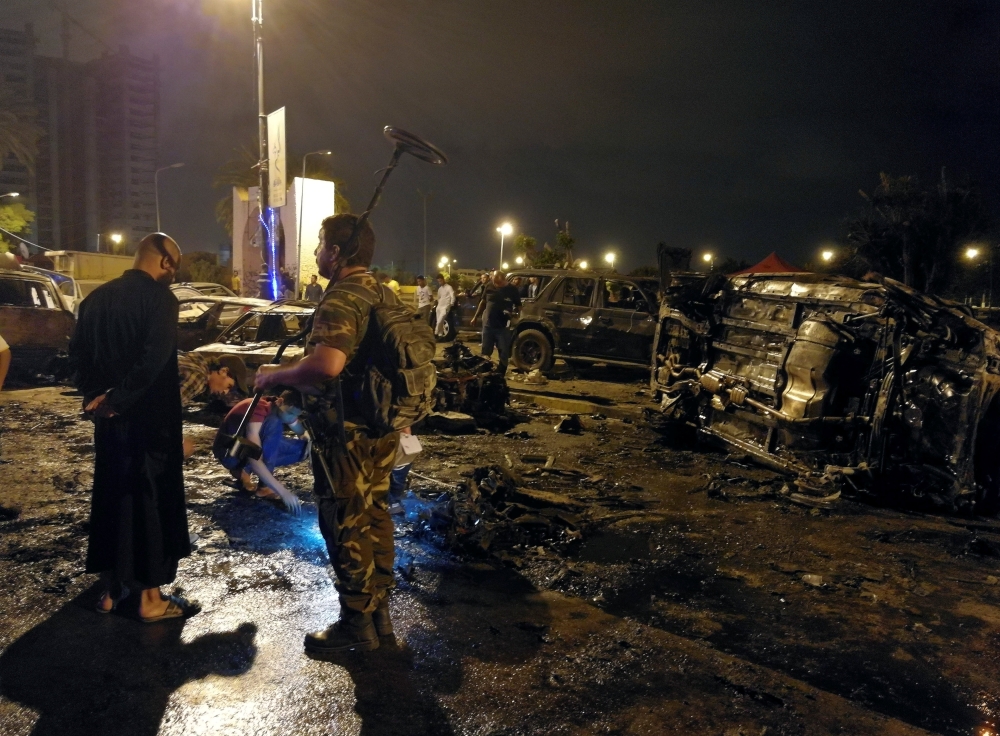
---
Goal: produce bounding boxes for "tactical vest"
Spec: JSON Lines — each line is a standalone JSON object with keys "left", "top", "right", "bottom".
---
{"left": 332, "top": 281, "right": 437, "bottom": 434}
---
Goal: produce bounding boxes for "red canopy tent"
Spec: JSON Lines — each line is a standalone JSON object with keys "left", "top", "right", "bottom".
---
{"left": 730, "top": 252, "right": 809, "bottom": 275}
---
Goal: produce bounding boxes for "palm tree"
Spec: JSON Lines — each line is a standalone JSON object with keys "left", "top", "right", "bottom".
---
{"left": 213, "top": 141, "right": 350, "bottom": 236}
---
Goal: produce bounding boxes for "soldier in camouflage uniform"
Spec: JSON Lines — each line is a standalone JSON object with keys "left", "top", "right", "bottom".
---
{"left": 255, "top": 213, "right": 399, "bottom": 654}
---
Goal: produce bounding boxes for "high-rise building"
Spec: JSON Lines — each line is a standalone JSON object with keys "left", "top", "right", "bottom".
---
{"left": 90, "top": 46, "right": 160, "bottom": 249}
{"left": 0, "top": 25, "right": 159, "bottom": 253}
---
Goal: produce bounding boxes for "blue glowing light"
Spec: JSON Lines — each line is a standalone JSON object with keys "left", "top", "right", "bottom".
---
{"left": 266, "top": 207, "right": 280, "bottom": 299}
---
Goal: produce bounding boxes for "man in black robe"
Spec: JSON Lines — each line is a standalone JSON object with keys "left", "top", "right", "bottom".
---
{"left": 69, "top": 233, "right": 198, "bottom": 621}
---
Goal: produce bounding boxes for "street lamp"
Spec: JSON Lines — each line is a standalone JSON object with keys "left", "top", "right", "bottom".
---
{"left": 821, "top": 249, "right": 834, "bottom": 263}
{"left": 702, "top": 252, "right": 714, "bottom": 271}
{"left": 965, "top": 245, "right": 993, "bottom": 307}
{"left": 0, "top": 192, "right": 19, "bottom": 199}
{"left": 604, "top": 252, "right": 616, "bottom": 270}
{"left": 515, "top": 255, "right": 524, "bottom": 266}
{"left": 497, "top": 222, "right": 513, "bottom": 268}
{"left": 439, "top": 256, "right": 451, "bottom": 276}
{"left": 579, "top": 260, "right": 588, "bottom": 270}
{"left": 110, "top": 233, "right": 123, "bottom": 246}
{"left": 501, "top": 262, "right": 509, "bottom": 271}
{"left": 154, "top": 163, "right": 184, "bottom": 231}
{"left": 297, "top": 149, "right": 332, "bottom": 295}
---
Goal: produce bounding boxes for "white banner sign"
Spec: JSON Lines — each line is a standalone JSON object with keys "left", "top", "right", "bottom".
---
{"left": 267, "top": 106, "right": 286, "bottom": 208}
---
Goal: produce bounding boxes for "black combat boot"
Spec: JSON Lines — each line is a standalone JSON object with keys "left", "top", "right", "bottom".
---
{"left": 304, "top": 610, "right": 379, "bottom": 656}
{"left": 372, "top": 598, "right": 393, "bottom": 638}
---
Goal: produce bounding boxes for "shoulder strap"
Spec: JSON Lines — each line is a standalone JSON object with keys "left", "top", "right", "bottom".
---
{"left": 329, "top": 280, "right": 382, "bottom": 305}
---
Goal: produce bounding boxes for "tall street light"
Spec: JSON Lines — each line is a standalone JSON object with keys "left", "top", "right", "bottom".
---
{"left": 418, "top": 189, "right": 433, "bottom": 277}
{"left": 155, "top": 162, "right": 184, "bottom": 231}
{"left": 249, "top": 0, "right": 279, "bottom": 299}
{"left": 702, "top": 252, "right": 715, "bottom": 271}
{"left": 296, "top": 149, "right": 332, "bottom": 295}
{"left": 604, "top": 252, "right": 616, "bottom": 271}
{"left": 497, "top": 222, "right": 512, "bottom": 269}
{"left": 0, "top": 192, "right": 19, "bottom": 199}
{"left": 965, "top": 244, "right": 993, "bottom": 307}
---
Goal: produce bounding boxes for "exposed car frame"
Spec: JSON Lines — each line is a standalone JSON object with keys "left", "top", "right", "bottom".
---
{"left": 650, "top": 257, "right": 1000, "bottom": 514}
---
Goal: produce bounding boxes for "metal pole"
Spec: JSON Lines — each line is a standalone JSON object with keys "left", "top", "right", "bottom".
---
{"left": 154, "top": 163, "right": 184, "bottom": 232}
{"left": 252, "top": 0, "right": 272, "bottom": 299}
{"left": 499, "top": 231, "right": 505, "bottom": 269}
{"left": 296, "top": 150, "right": 331, "bottom": 297}
{"left": 417, "top": 189, "right": 431, "bottom": 277}
{"left": 297, "top": 154, "right": 308, "bottom": 298}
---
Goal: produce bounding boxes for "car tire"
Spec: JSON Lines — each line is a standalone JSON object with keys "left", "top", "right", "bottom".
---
{"left": 435, "top": 317, "right": 454, "bottom": 343}
{"left": 512, "top": 329, "right": 554, "bottom": 372}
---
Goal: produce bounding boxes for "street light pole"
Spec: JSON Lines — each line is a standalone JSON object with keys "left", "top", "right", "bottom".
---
{"left": 154, "top": 163, "right": 184, "bottom": 231}
{"left": 251, "top": 0, "right": 276, "bottom": 299}
{"left": 497, "top": 222, "right": 512, "bottom": 269}
{"left": 418, "top": 189, "right": 432, "bottom": 277}
{"left": 296, "top": 150, "right": 332, "bottom": 296}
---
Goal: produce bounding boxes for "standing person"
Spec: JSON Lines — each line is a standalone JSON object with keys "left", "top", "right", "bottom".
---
{"left": 0, "top": 332, "right": 9, "bottom": 392}
{"left": 527, "top": 276, "right": 540, "bottom": 298}
{"left": 68, "top": 233, "right": 199, "bottom": 622}
{"left": 470, "top": 272, "right": 521, "bottom": 374}
{"left": 232, "top": 269, "right": 242, "bottom": 296}
{"left": 414, "top": 275, "right": 433, "bottom": 322}
{"left": 304, "top": 274, "right": 323, "bottom": 302}
{"left": 257, "top": 265, "right": 271, "bottom": 300}
{"left": 255, "top": 213, "right": 404, "bottom": 655}
{"left": 434, "top": 273, "right": 456, "bottom": 339}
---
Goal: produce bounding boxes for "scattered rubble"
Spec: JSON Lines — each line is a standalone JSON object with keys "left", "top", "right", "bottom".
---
{"left": 554, "top": 414, "right": 583, "bottom": 434}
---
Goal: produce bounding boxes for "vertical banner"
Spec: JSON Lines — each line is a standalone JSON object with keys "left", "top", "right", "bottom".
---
{"left": 267, "top": 106, "right": 286, "bottom": 208}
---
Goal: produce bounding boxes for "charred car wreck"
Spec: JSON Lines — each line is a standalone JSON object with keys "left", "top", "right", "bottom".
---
{"left": 651, "top": 252, "right": 1000, "bottom": 514}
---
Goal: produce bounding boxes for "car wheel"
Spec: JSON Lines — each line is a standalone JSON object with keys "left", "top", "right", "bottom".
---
{"left": 512, "top": 329, "right": 553, "bottom": 371}
{"left": 435, "top": 317, "right": 454, "bottom": 343}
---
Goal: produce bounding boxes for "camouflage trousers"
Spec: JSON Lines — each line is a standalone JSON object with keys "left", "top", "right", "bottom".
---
{"left": 312, "top": 424, "right": 400, "bottom": 615}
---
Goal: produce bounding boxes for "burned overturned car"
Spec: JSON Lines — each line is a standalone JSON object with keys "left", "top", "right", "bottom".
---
{"left": 651, "top": 253, "right": 1000, "bottom": 514}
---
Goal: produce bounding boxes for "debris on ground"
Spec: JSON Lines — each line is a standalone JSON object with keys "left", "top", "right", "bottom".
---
{"left": 554, "top": 414, "right": 583, "bottom": 434}
{"left": 400, "top": 463, "right": 590, "bottom": 559}
{"left": 426, "top": 411, "right": 479, "bottom": 434}
{"left": 432, "top": 342, "right": 512, "bottom": 431}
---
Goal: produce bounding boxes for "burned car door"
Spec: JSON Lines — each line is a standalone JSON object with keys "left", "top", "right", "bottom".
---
{"left": 549, "top": 277, "right": 598, "bottom": 356}
{"left": 593, "top": 278, "right": 658, "bottom": 362}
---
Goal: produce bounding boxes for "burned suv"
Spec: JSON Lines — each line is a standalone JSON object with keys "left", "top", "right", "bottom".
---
{"left": 650, "top": 259, "right": 1000, "bottom": 514}
{"left": 511, "top": 270, "right": 659, "bottom": 371}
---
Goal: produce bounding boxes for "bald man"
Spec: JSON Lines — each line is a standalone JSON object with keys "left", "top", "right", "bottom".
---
{"left": 69, "top": 233, "right": 199, "bottom": 622}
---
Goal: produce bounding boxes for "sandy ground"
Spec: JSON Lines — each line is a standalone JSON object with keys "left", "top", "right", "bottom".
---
{"left": 1, "top": 374, "right": 999, "bottom": 735}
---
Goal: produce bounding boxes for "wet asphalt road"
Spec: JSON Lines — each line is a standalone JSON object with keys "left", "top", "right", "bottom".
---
{"left": 1, "top": 384, "right": 1000, "bottom": 735}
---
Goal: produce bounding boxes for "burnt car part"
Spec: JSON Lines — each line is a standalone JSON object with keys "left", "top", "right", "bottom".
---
{"left": 434, "top": 342, "right": 510, "bottom": 416}
{"left": 651, "top": 263, "right": 1000, "bottom": 514}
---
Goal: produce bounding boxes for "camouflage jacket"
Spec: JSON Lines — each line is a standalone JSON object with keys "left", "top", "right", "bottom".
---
{"left": 305, "top": 271, "right": 379, "bottom": 434}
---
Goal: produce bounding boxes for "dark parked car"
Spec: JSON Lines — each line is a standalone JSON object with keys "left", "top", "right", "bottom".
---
{"left": 510, "top": 270, "right": 659, "bottom": 371}
{"left": 0, "top": 269, "right": 75, "bottom": 377}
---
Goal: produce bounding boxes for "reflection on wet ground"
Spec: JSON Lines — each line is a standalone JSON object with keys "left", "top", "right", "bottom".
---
{"left": 1, "top": 387, "right": 999, "bottom": 734}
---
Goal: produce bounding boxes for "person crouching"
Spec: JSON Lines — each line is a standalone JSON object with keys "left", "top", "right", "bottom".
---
{"left": 212, "top": 389, "right": 307, "bottom": 515}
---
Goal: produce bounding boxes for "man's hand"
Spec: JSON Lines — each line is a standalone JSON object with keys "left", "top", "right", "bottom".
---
{"left": 275, "top": 486, "right": 302, "bottom": 516}
{"left": 254, "top": 364, "right": 282, "bottom": 391}
{"left": 84, "top": 393, "right": 117, "bottom": 419}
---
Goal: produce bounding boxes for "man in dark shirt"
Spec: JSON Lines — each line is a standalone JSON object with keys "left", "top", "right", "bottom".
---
{"left": 304, "top": 274, "right": 324, "bottom": 302}
{"left": 471, "top": 272, "right": 521, "bottom": 374}
{"left": 69, "top": 233, "right": 198, "bottom": 622}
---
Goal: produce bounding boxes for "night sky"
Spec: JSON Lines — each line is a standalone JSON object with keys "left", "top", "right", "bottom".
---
{"left": 5, "top": 0, "right": 1000, "bottom": 274}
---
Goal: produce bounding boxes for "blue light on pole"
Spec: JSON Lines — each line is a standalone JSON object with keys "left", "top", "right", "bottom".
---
{"left": 267, "top": 207, "right": 279, "bottom": 299}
